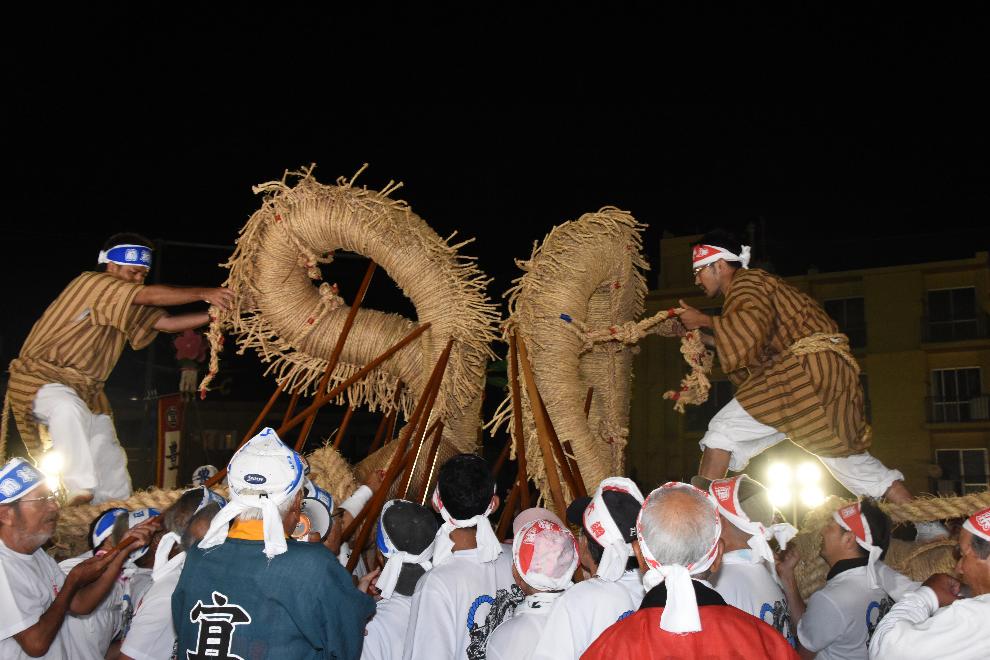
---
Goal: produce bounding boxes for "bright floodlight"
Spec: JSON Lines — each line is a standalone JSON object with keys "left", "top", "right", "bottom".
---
{"left": 796, "top": 462, "right": 822, "bottom": 484}
{"left": 800, "top": 485, "right": 826, "bottom": 508}
{"left": 767, "top": 462, "right": 793, "bottom": 486}
{"left": 768, "top": 485, "right": 792, "bottom": 507}
{"left": 40, "top": 452, "right": 64, "bottom": 477}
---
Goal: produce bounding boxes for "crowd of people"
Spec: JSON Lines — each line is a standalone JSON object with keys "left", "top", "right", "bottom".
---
{"left": 3, "top": 437, "right": 990, "bottom": 659}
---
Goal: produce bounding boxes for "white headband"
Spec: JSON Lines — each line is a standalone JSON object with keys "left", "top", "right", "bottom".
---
{"left": 375, "top": 499, "right": 436, "bottom": 600}
{"left": 431, "top": 485, "right": 500, "bottom": 566}
{"left": 639, "top": 482, "right": 722, "bottom": 634}
{"left": 833, "top": 503, "right": 882, "bottom": 589}
{"left": 199, "top": 428, "right": 305, "bottom": 559}
{"left": 963, "top": 506, "right": 990, "bottom": 543}
{"left": 513, "top": 519, "right": 578, "bottom": 591}
{"left": 583, "top": 477, "right": 644, "bottom": 581}
{"left": 692, "top": 243, "right": 751, "bottom": 270}
{"left": 709, "top": 476, "right": 796, "bottom": 578}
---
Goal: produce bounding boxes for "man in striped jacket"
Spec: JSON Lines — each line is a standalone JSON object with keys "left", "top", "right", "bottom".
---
{"left": 676, "top": 230, "right": 941, "bottom": 538}
{"left": 6, "top": 233, "right": 233, "bottom": 505}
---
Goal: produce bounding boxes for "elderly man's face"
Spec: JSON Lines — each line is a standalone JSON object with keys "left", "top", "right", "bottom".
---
{"left": 0, "top": 485, "right": 60, "bottom": 552}
{"left": 956, "top": 530, "right": 990, "bottom": 595}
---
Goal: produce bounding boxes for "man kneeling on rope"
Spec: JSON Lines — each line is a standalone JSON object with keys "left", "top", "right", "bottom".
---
{"left": 869, "top": 505, "right": 990, "bottom": 660}
{"left": 675, "top": 230, "right": 945, "bottom": 541}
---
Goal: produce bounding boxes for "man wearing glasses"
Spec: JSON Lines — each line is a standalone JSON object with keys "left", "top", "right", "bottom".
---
{"left": 868, "top": 506, "right": 990, "bottom": 659}
{"left": 0, "top": 457, "right": 155, "bottom": 659}
{"left": 676, "top": 229, "right": 944, "bottom": 541}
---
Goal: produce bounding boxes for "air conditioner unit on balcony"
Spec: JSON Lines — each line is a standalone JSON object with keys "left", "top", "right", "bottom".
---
{"left": 969, "top": 394, "right": 990, "bottom": 421}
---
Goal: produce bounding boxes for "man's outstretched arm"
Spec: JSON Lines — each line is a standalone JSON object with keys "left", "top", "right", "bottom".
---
{"left": 133, "top": 285, "right": 233, "bottom": 311}
{"left": 153, "top": 312, "right": 211, "bottom": 333}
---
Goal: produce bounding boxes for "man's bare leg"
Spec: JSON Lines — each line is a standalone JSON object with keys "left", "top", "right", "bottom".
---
{"left": 698, "top": 448, "right": 732, "bottom": 481}
{"left": 883, "top": 480, "right": 913, "bottom": 504}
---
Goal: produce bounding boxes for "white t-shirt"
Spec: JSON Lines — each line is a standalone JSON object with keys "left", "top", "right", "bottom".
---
{"left": 119, "top": 554, "right": 185, "bottom": 660}
{"left": 530, "top": 574, "right": 638, "bottom": 660}
{"left": 711, "top": 549, "right": 794, "bottom": 645}
{"left": 402, "top": 547, "right": 515, "bottom": 660}
{"left": 616, "top": 569, "right": 645, "bottom": 607}
{"left": 869, "top": 587, "right": 990, "bottom": 660}
{"left": 58, "top": 553, "right": 125, "bottom": 658}
{"left": 362, "top": 592, "right": 413, "bottom": 660}
{"left": 487, "top": 591, "right": 561, "bottom": 660}
{"left": 0, "top": 539, "right": 94, "bottom": 659}
{"left": 798, "top": 560, "right": 918, "bottom": 660}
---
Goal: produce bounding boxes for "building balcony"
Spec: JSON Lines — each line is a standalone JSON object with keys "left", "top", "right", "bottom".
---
{"left": 925, "top": 394, "right": 990, "bottom": 424}
{"left": 921, "top": 314, "right": 990, "bottom": 343}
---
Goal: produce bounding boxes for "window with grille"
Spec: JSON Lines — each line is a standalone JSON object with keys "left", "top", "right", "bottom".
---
{"left": 927, "top": 287, "right": 978, "bottom": 342}
{"left": 935, "top": 448, "right": 989, "bottom": 495}
{"left": 930, "top": 368, "right": 983, "bottom": 422}
{"left": 824, "top": 297, "right": 867, "bottom": 349}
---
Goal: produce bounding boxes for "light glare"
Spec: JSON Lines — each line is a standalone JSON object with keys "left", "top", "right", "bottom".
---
{"left": 796, "top": 462, "right": 822, "bottom": 484}
{"left": 40, "top": 452, "right": 64, "bottom": 477}
{"left": 768, "top": 486, "right": 792, "bottom": 507}
{"left": 767, "top": 462, "right": 792, "bottom": 486}
{"left": 800, "top": 486, "right": 826, "bottom": 508}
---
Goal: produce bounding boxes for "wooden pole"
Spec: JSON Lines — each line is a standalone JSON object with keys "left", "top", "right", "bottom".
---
{"left": 562, "top": 440, "right": 587, "bottom": 499}
{"left": 495, "top": 478, "right": 521, "bottom": 540}
{"left": 398, "top": 340, "right": 454, "bottom": 498}
{"left": 515, "top": 333, "right": 567, "bottom": 519}
{"left": 584, "top": 386, "right": 594, "bottom": 418}
{"left": 332, "top": 407, "right": 355, "bottom": 450}
{"left": 416, "top": 421, "right": 445, "bottom": 505}
{"left": 346, "top": 341, "right": 454, "bottom": 571}
{"left": 491, "top": 439, "right": 512, "bottom": 480}
{"left": 508, "top": 334, "right": 531, "bottom": 509}
{"left": 282, "top": 389, "right": 302, "bottom": 425}
{"left": 368, "top": 386, "right": 403, "bottom": 454}
{"left": 533, "top": 390, "right": 582, "bottom": 499}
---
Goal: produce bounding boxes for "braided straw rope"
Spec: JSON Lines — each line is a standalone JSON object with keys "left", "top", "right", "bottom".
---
{"left": 789, "top": 332, "right": 861, "bottom": 375}
{"left": 200, "top": 164, "right": 498, "bottom": 490}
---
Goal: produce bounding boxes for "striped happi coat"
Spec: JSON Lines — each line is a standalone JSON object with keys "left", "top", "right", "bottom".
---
{"left": 6, "top": 272, "right": 164, "bottom": 455}
{"left": 712, "top": 268, "right": 869, "bottom": 458}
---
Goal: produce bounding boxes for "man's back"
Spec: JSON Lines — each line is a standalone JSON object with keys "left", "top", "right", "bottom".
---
{"left": 583, "top": 581, "right": 797, "bottom": 660}
{"left": 172, "top": 538, "right": 374, "bottom": 660}
{"left": 710, "top": 551, "right": 794, "bottom": 645}
{"left": 402, "top": 548, "right": 515, "bottom": 660}
{"left": 530, "top": 575, "right": 638, "bottom": 660}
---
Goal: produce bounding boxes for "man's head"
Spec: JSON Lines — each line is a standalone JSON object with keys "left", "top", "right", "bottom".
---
{"left": 112, "top": 507, "right": 162, "bottom": 568}
{"left": 198, "top": 427, "right": 306, "bottom": 559}
{"left": 708, "top": 474, "right": 795, "bottom": 560}
{"left": 89, "top": 507, "right": 127, "bottom": 552}
{"left": 375, "top": 499, "right": 440, "bottom": 598}
{"left": 956, "top": 507, "right": 990, "bottom": 595}
{"left": 436, "top": 454, "right": 496, "bottom": 520}
{"left": 0, "top": 458, "right": 59, "bottom": 553}
{"left": 690, "top": 229, "right": 749, "bottom": 298}
{"left": 821, "top": 499, "right": 890, "bottom": 567}
{"left": 634, "top": 482, "right": 724, "bottom": 634}
{"left": 566, "top": 480, "right": 643, "bottom": 577}
{"left": 511, "top": 519, "right": 578, "bottom": 595}
{"left": 98, "top": 232, "right": 153, "bottom": 283}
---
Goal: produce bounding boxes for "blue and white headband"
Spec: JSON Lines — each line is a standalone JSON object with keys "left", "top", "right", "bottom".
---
{"left": 187, "top": 485, "right": 228, "bottom": 514}
{"left": 91, "top": 507, "right": 128, "bottom": 548}
{"left": 303, "top": 478, "right": 334, "bottom": 512}
{"left": 98, "top": 244, "right": 152, "bottom": 268}
{"left": 0, "top": 458, "right": 46, "bottom": 504}
{"left": 376, "top": 499, "right": 435, "bottom": 599}
{"left": 125, "top": 507, "right": 161, "bottom": 563}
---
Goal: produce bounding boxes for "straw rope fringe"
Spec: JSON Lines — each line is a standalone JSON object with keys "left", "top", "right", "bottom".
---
{"left": 199, "top": 164, "right": 499, "bottom": 489}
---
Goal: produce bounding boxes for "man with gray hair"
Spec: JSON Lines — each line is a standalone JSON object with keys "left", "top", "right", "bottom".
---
{"left": 171, "top": 428, "right": 376, "bottom": 660}
{"left": 583, "top": 482, "right": 797, "bottom": 659}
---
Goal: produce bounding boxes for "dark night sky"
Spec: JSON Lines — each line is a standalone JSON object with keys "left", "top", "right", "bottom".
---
{"left": 3, "top": 6, "right": 989, "bottom": 400}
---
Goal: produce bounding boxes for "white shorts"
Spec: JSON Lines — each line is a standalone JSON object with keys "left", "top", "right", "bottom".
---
{"left": 699, "top": 398, "right": 903, "bottom": 498}
{"left": 33, "top": 383, "right": 132, "bottom": 503}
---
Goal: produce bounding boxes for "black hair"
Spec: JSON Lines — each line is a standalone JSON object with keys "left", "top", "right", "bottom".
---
{"left": 383, "top": 500, "right": 439, "bottom": 555}
{"left": 437, "top": 453, "right": 495, "bottom": 520}
{"left": 97, "top": 233, "right": 154, "bottom": 272}
{"left": 692, "top": 229, "right": 743, "bottom": 270}
{"left": 585, "top": 534, "right": 640, "bottom": 572}
{"left": 181, "top": 502, "right": 221, "bottom": 551}
{"left": 859, "top": 499, "right": 892, "bottom": 560}
{"left": 971, "top": 534, "right": 990, "bottom": 560}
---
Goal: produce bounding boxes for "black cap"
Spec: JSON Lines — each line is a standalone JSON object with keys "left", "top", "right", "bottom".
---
{"left": 566, "top": 491, "right": 640, "bottom": 543}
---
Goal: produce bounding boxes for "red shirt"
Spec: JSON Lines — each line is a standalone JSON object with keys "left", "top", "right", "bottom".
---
{"left": 582, "top": 580, "right": 798, "bottom": 660}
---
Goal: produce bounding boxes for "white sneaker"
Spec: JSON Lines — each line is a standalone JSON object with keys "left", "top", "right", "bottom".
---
{"left": 914, "top": 521, "right": 950, "bottom": 542}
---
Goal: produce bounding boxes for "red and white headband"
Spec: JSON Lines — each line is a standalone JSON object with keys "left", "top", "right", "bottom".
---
{"left": 513, "top": 519, "right": 579, "bottom": 592}
{"left": 638, "top": 482, "right": 722, "bottom": 633}
{"left": 431, "top": 485, "right": 500, "bottom": 566}
{"left": 692, "top": 243, "right": 751, "bottom": 270}
{"left": 962, "top": 506, "right": 990, "bottom": 544}
{"left": 709, "top": 475, "right": 796, "bottom": 570}
{"left": 583, "top": 476, "right": 644, "bottom": 581}
{"left": 833, "top": 502, "right": 881, "bottom": 589}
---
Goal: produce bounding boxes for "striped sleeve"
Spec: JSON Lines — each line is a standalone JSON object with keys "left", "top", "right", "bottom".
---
{"left": 712, "top": 281, "right": 773, "bottom": 374}
{"left": 89, "top": 276, "right": 144, "bottom": 331}
{"left": 127, "top": 305, "right": 167, "bottom": 350}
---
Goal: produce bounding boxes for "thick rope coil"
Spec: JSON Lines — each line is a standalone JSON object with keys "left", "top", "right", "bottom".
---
{"left": 661, "top": 329, "right": 713, "bottom": 413}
